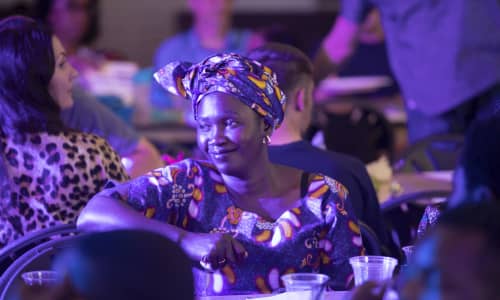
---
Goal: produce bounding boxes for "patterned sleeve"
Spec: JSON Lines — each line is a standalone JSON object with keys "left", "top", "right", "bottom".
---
{"left": 320, "top": 176, "right": 364, "bottom": 290}
{"left": 95, "top": 160, "right": 196, "bottom": 229}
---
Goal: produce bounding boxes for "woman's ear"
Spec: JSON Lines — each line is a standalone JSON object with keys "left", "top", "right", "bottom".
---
{"left": 263, "top": 122, "right": 273, "bottom": 136}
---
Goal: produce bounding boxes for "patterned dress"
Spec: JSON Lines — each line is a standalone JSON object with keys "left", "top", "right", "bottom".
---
{"left": 102, "top": 159, "right": 363, "bottom": 295}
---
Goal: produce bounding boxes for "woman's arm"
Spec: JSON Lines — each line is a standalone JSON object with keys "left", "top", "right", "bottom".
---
{"left": 77, "top": 180, "right": 247, "bottom": 265}
{"left": 77, "top": 194, "right": 184, "bottom": 244}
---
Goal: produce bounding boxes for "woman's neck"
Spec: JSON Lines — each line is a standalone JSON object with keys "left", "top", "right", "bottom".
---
{"left": 222, "top": 161, "right": 276, "bottom": 201}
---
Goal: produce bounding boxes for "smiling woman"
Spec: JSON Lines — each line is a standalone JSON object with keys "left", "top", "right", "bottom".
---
{"left": 0, "top": 16, "right": 128, "bottom": 248}
{"left": 77, "top": 53, "right": 364, "bottom": 295}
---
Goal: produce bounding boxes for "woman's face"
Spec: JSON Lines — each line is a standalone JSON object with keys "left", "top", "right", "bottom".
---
{"left": 196, "top": 92, "right": 268, "bottom": 177}
{"left": 49, "top": 36, "right": 78, "bottom": 109}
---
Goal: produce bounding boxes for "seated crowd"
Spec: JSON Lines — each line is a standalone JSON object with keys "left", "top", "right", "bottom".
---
{"left": 0, "top": 1, "right": 500, "bottom": 298}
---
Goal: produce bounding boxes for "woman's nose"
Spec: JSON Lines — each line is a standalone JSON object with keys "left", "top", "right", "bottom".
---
{"left": 209, "top": 125, "right": 226, "bottom": 144}
{"left": 70, "top": 64, "right": 79, "bottom": 80}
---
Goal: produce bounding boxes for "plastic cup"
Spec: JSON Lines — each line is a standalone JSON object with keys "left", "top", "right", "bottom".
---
{"left": 21, "top": 270, "right": 60, "bottom": 286}
{"left": 402, "top": 245, "right": 415, "bottom": 263}
{"left": 349, "top": 256, "right": 398, "bottom": 286}
{"left": 281, "top": 273, "right": 330, "bottom": 300}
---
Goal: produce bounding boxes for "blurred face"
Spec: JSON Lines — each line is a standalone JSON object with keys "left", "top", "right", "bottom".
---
{"left": 49, "top": 36, "right": 78, "bottom": 109}
{"left": 401, "top": 228, "right": 488, "bottom": 300}
{"left": 196, "top": 92, "right": 267, "bottom": 177}
{"left": 48, "top": 0, "right": 91, "bottom": 47}
{"left": 188, "top": 0, "right": 233, "bottom": 20}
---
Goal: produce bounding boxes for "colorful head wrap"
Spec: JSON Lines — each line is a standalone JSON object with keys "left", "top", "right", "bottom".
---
{"left": 153, "top": 53, "right": 286, "bottom": 130}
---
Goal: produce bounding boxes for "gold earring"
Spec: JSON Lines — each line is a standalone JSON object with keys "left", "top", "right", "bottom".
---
{"left": 262, "top": 135, "right": 271, "bottom": 145}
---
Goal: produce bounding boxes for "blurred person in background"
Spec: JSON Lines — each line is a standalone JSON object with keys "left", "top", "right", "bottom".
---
{"left": 315, "top": 0, "right": 500, "bottom": 143}
{"left": 35, "top": 0, "right": 165, "bottom": 178}
{"left": 78, "top": 53, "right": 363, "bottom": 295}
{"left": 248, "top": 42, "right": 398, "bottom": 258}
{"left": 417, "top": 115, "right": 500, "bottom": 235}
{"left": 351, "top": 202, "right": 500, "bottom": 300}
{"left": 0, "top": 16, "right": 128, "bottom": 248}
{"left": 150, "top": 0, "right": 265, "bottom": 111}
{"left": 19, "top": 230, "right": 194, "bottom": 300}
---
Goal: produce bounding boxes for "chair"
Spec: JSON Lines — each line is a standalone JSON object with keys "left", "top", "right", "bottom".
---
{"left": 381, "top": 190, "right": 451, "bottom": 248}
{"left": 359, "top": 221, "right": 383, "bottom": 256}
{"left": 0, "top": 228, "right": 83, "bottom": 300}
{"left": 0, "top": 224, "right": 78, "bottom": 275}
{"left": 320, "top": 105, "right": 394, "bottom": 164}
{"left": 393, "top": 134, "right": 464, "bottom": 172}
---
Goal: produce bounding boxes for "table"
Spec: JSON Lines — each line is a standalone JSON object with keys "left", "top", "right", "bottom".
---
{"left": 392, "top": 171, "right": 453, "bottom": 195}
{"left": 199, "top": 291, "right": 351, "bottom": 300}
{"left": 381, "top": 171, "right": 453, "bottom": 211}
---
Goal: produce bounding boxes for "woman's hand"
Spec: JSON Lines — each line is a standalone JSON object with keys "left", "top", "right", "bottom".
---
{"left": 180, "top": 231, "right": 248, "bottom": 270}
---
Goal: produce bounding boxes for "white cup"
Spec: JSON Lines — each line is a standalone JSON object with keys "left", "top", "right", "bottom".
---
{"left": 21, "top": 270, "right": 60, "bottom": 286}
{"left": 349, "top": 256, "right": 398, "bottom": 286}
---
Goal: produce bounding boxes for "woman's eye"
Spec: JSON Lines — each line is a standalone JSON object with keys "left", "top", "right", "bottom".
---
{"left": 59, "top": 60, "right": 66, "bottom": 68}
{"left": 225, "top": 119, "right": 238, "bottom": 127}
{"left": 198, "top": 123, "right": 210, "bottom": 131}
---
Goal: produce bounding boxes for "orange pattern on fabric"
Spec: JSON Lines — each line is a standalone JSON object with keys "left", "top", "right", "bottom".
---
{"left": 256, "top": 277, "right": 272, "bottom": 293}
{"left": 280, "top": 221, "right": 293, "bottom": 239}
{"left": 255, "top": 230, "right": 272, "bottom": 242}
{"left": 310, "top": 184, "right": 329, "bottom": 199}
{"left": 192, "top": 188, "right": 202, "bottom": 201}
{"left": 348, "top": 220, "right": 360, "bottom": 235}
{"left": 247, "top": 75, "right": 267, "bottom": 89}
{"left": 222, "top": 265, "right": 236, "bottom": 284}
{"left": 215, "top": 183, "right": 227, "bottom": 194}
{"left": 262, "top": 94, "right": 271, "bottom": 106}
{"left": 176, "top": 76, "right": 187, "bottom": 98}
{"left": 145, "top": 207, "right": 156, "bottom": 218}
{"left": 321, "top": 251, "right": 331, "bottom": 265}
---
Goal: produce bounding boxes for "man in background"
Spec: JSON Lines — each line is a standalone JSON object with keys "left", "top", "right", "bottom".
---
{"left": 315, "top": 0, "right": 500, "bottom": 142}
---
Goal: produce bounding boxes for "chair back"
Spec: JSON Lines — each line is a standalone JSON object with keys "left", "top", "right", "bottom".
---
{"left": 321, "top": 105, "right": 394, "bottom": 164}
{"left": 0, "top": 228, "right": 83, "bottom": 300}
{"left": 0, "top": 224, "right": 78, "bottom": 275}
{"left": 393, "top": 134, "right": 464, "bottom": 172}
{"left": 381, "top": 190, "right": 450, "bottom": 248}
{"left": 359, "top": 221, "right": 383, "bottom": 256}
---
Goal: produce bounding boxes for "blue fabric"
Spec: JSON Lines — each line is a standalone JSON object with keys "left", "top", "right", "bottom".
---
{"left": 98, "top": 159, "right": 364, "bottom": 295}
{"left": 60, "top": 86, "right": 140, "bottom": 156}
{"left": 341, "top": 0, "right": 500, "bottom": 116}
{"left": 151, "top": 29, "right": 253, "bottom": 109}
{"left": 406, "top": 83, "right": 500, "bottom": 143}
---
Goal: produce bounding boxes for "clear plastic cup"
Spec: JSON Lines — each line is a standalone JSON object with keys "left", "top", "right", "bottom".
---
{"left": 21, "top": 270, "right": 60, "bottom": 286}
{"left": 281, "top": 273, "right": 330, "bottom": 300}
{"left": 349, "top": 256, "right": 398, "bottom": 286}
{"left": 402, "top": 245, "right": 415, "bottom": 263}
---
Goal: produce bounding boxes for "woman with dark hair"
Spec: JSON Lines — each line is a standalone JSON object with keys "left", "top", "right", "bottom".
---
{"left": 0, "top": 16, "right": 128, "bottom": 248}
{"left": 78, "top": 53, "right": 363, "bottom": 295}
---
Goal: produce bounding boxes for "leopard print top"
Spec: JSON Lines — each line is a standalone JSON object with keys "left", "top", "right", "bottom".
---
{"left": 0, "top": 131, "right": 129, "bottom": 247}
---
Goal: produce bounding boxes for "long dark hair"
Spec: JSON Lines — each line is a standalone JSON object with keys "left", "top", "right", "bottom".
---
{"left": 0, "top": 15, "right": 66, "bottom": 135}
